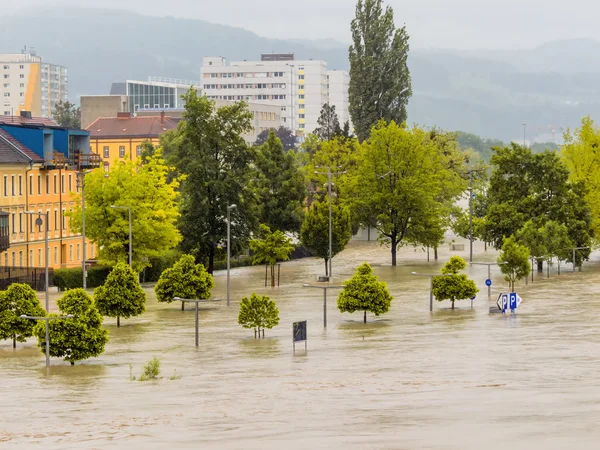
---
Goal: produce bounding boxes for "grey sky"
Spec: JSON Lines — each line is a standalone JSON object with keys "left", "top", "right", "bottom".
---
{"left": 5, "top": 0, "right": 598, "bottom": 49}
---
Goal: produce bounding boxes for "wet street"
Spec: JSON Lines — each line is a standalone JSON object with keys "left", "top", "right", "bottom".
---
{"left": 2, "top": 239, "right": 600, "bottom": 449}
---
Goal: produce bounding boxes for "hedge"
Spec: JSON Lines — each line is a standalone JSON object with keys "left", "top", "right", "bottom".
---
{"left": 54, "top": 266, "right": 113, "bottom": 291}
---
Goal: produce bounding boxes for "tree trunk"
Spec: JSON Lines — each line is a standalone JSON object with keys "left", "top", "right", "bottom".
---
{"left": 391, "top": 234, "right": 398, "bottom": 266}
{"left": 13, "top": 335, "right": 16, "bottom": 349}
{"left": 364, "top": 310, "right": 367, "bottom": 324}
{"left": 324, "top": 258, "right": 329, "bottom": 276}
{"left": 181, "top": 301, "right": 185, "bottom": 311}
{"left": 451, "top": 300, "right": 455, "bottom": 310}
{"left": 484, "top": 241, "right": 487, "bottom": 252}
{"left": 434, "top": 246, "right": 439, "bottom": 261}
{"left": 537, "top": 259, "right": 543, "bottom": 273}
{"left": 71, "top": 362, "right": 75, "bottom": 366}
{"left": 208, "top": 245, "right": 215, "bottom": 274}
{"left": 262, "top": 329, "right": 265, "bottom": 339}
{"left": 254, "top": 329, "right": 257, "bottom": 339}
{"left": 117, "top": 316, "right": 120, "bottom": 327}
{"left": 271, "top": 264, "right": 275, "bottom": 287}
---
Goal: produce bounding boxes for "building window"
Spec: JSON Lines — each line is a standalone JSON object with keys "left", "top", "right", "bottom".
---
{"left": 11, "top": 252, "right": 15, "bottom": 267}
{"left": 69, "top": 245, "right": 73, "bottom": 262}
{"left": 119, "top": 146, "right": 125, "bottom": 158}
{"left": 29, "top": 250, "right": 33, "bottom": 267}
{"left": 20, "top": 83, "right": 24, "bottom": 88}
{"left": 3, "top": 65, "right": 8, "bottom": 70}
{"left": 3, "top": 176, "right": 7, "bottom": 196}
{"left": 11, "top": 213, "right": 15, "bottom": 234}
{"left": 62, "top": 210, "right": 66, "bottom": 230}
{"left": 53, "top": 175, "right": 57, "bottom": 194}
{"left": 20, "top": 74, "right": 24, "bottom": 79}
{"left": 68, "top": 174, "right": 72, "bottom": 192}
{"left": 54, "top": 210, "right": 58, "bottom": 231}
{"left": 38, "top": 249, "right": 42, "bottom": 267}
{"left": 61, "top": 174, "right": 65, "bottom": 194}
{"left": 299, "top": 114, "right": 305, "bottom": 119}
{"left": 136, "top": 145, "right": 142, "bottom": 157}
{"left": 103, "top": 146, "right": 109, "bottom": 158}
{"left": 29, "top": 175, "right": 33, "bottom": 195}
{"left": 19, "top": 251, "right": 23, "bottom": 267}
{"left": 11, "top": 175, "right": 14, "bottom": 196}
{"left": 18, "top": 175, "right": 22, "bottom": 196}
{"left": 45, "top": 175, "right": 49, "bottom": 194}
{"left": 37, "top": 175, "right": 41, "bottom": 195}
{"left": 19, "top": 65, "right": 24, "bottom": 70}
{"left": 54, "top": 246, "right": 58, "bottom": 265}
{"left": 77, "top": 243, "right": 80, "bottom": 261}
{"left": 19, "top": 213, "right": 22, "bottom": 232}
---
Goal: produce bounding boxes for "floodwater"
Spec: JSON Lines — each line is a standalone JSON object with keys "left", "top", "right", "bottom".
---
{"left": 2, "top": 239, "right": 600, "bottom": 449}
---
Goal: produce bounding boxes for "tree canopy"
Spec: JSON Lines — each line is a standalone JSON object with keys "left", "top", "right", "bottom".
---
{"left": 238, "top": 293, "right": 280, "bottom": 338}
{"left": 349, "top": 0, "right": 412, "bottom": 141}
{"left": 498, "top": 236, "right": 531, "bottom": 292}
{"left": 0, "top": 283, "right": 46, "bottom": 348}
{"left": 432, "top": 256, "right": 478, "bottom": 309}
{"left": 254, "top": 126, "right": 297, "bottom": 151}
{"left": 313, "top": 103, "right": 341, "bottom": 141}
{"left": 52, "top": 100, "right": 81, "bottom": 129}
{"left": 249, "top": 224, "right": 295, "bottom": 287}
{"left": 155, "top": 254, "right": 214, "bottom": 309}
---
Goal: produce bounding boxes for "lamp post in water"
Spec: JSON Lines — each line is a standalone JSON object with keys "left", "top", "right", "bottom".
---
{"left": 411, "top": 272, "right": 453, "bottom": 312}
{"left": 227, "top": 204, "right": 237, "bottom": 307}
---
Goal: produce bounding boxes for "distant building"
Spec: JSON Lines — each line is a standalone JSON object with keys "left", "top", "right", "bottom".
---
{"left": 327, "top": 70, "right": 351, "bottom": 129}
{"left": 0, "top": 50, "right": 68, "bottom": 119}
{"left": 80, "top": 95, "right": 128, "bottom": 130}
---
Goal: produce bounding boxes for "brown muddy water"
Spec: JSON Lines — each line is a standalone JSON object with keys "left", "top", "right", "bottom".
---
{"left": 2, "top": 239, "right": 600, "bottom": 449}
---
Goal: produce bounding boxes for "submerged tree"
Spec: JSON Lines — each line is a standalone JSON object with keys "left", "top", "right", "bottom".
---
{"left": 238, "top": 293, "right": 280, "bottom": 339}
{"left": 337, "top": 263, "right": 393, "bottom": 323}
{"left": 0, "top": 283, "right": 46, "bottom": 348}
{"left": 432, "top": 256, "right": 479, "bottom": 309}
{"left": 498, "top": 236, "right": 531, "bottom": 292}
{"left": 250, "top": 224, "right": 295, "bottom": 287}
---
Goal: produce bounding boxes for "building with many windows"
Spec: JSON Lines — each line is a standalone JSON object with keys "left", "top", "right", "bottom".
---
{"left": 327, "top": 70, "right": 351, "bottom": 129}
{"left": 0, "top": 50, "right": 68, "bottom": 119}
{"left": 0, "top": 112, "right": 98, "bottom": 270}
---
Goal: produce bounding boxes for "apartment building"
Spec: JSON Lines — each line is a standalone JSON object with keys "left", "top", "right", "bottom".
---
{"left": 0, "top": 50, "right": 68, "bottom": 119}
{"left": 327, "top": 70, "right": 351, "bottom": 128}
{"left": 0, "top": 112, "right": 98, "bottom": 270}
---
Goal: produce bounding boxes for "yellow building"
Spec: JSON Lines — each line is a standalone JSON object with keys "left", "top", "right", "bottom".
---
{"left": 87, "top": 112, "right": 178, "bottom": 167}
{"left": 0, "top": 114, "right": 98, "bottom": 270}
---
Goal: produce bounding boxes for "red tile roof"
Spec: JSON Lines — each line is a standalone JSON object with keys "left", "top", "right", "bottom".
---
{"left": 0, "top": 129, "right": 44, "bottom": 163}
{"left": 86, "top": 115, "right": 179, "bottom": 139}
{"left": 0, "top": 116, "right": 58, "bottom": 127}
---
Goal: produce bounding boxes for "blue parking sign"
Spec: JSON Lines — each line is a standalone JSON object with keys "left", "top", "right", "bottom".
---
{"left": 509, "top": 293, "right": 517, "bottom": 312}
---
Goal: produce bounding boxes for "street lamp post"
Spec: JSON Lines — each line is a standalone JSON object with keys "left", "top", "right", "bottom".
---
{"left": 24, "top": 210, "right": 49, "bottom": 338}
{"left": 110, "top": 205, "right": 132, "bottom": 267}
{"left": 76, "top": 171, "right": 91, "bottom": 289}
{"left": 21, "top": 314, "right": 74, "bottom": 368}
{"left": 227, "top": 204, "right": 237, "bottom": 307}
{"left": 411, "top": 272, "right": 453, "bottom": 312}
{"left": 302, "top": 283, "right": 343, "bottom": 328}
{"left": 174, "top": 297, "right": 221, "bottom": 347}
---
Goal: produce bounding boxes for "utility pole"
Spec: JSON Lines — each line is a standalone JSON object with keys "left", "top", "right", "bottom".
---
{"left": 469, "top": 169, "right": 473, "bottom": 263}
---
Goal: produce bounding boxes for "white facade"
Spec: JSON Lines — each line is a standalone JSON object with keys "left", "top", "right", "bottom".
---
{"left": 327, "top": 70, "right": 351, "bottom": 128}
{"left": 0, "top": 52, "right": 67, "bottom": 118}
{"left": 297, "top": 60, "right": 328, "bottom": 135}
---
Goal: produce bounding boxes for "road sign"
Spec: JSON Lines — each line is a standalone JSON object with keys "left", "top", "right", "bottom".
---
{"left": 496, "top": 292, "right": 523, "bottom": 314}
{"left": 485, "top": 279, "right": 492, "bottom": 287}
{"left": 293, "top": 321, "right": 307, "bottom": 352}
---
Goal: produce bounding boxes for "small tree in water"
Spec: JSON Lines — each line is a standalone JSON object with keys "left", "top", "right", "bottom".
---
{"left": 337, "top": 263, "right": 393, "bottom": 323}
{"left": 432, "top": 256, "right": 479, "bottom": 309}
{"left": 250, "top": 224, "right": 294, "bottom": 287}
{"left": 238, "top": 293, "right": 280, "bottom": 338}
{"left": 94, "top": 263, "right": 146, "bottom": 327}
{"left": 0, "top": 283, "right": 46, "bottom": 348}
{"left": 34, "top": 289, "right": 108, "bottom": 365}
{"left": 155, "top": 254, "right": 214, "bottom": 310}
{"left": 498, "top": 235, "right": 531, "bottom": 292}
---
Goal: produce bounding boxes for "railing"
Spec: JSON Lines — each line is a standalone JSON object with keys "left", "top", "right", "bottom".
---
{"left": 0, "top": 266, "right": 54, "bottom": 291}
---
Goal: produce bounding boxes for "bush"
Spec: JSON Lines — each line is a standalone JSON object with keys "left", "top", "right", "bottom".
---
{"left": 139, "top": 357, "right": 161, "bottom": 381}
{"left": 54, "top": 266, "right": 112, "bottom": 291}
{"left": 141, "top": 249, "right": 183, "bottom": 283}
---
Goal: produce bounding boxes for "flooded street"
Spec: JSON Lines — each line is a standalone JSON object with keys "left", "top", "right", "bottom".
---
{"left": 2, "top": 239, "right": 600, "bottom": 449}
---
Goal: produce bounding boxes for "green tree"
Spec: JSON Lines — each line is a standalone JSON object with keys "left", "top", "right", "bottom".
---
{"left": 69, "top": 150, "right": 181, "bottom": 272}
{"left": 249, "top": 224, "right": 295, "bottom": 287}
{"left": 254, "top": 126, "right": 297, "bottom": 151}
{"left": 155, "top": 254, "right": 215, "bottom": 309}
{"left": 238, "top": 293, "right": 280, "bottom": 339}
{"left": 254, "top": 131, "right": 306, "bottom": 233}
{"left": 34, "top": 289, "right": 108, "bottom": 365}
{"left": 313, "top": 103, "right": 341, "bottom": 141}
{"left": 432, "top": 256, "right": 479, "bottom": 309}
{"left": 498, "top": 236, "right": 531, "bottom": 292}
{"left": 540, "top": 220, "right": 572, "bottom": 276}
{"left": 349, "top": 0, "right": 412, "bottom": 141}
{"left": 337, "top": 263, "right": 393, "bottom": 323}
{"left": 164, "top": 89, "right": 256, "bottom": 273}
{"left": 0, "top": 283, "right": 46, "bottom": 348}
{"left": 300, "top": 200, "right": 352, "bottom": 276}
{"left": 93, "top": 263, "right": 146, "bottom": 327}
{"left": 516, "top": 220, "right": 547, "bottom": 270}
{"left": 52, "top": 100, "right": 81, "bottom": 129}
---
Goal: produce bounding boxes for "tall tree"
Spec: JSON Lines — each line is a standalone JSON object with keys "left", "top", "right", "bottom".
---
{"left": 313, "top": 103, "right": 341, "bottom": 141}
{"left": 164, "top": 89, "right": 257, "bottom": 273}
{"left": 254, "top": 131, "right": 306, "bottom": 233}
{"left": 52, "top": 100, "right": 81, "bottom": 129}
{"left": 254, "top": 126, "right": 297, "bottom": 151}
{"left": 155, "top": 254, "right": 214, "bottom": 309}
{"left": 249, "top": 224, "right": 295, "bottom": 287}
{"left": 69, "top": 150, "right": 181, "bottom": 272}
{"left": 300, "top": 200, "right": 352, "bottom": 276}
{"left": 349, "top": 0, "right": 412, "bottom": 141}
{"left": 498, "top": 236, "right": 531, "bottom": 292}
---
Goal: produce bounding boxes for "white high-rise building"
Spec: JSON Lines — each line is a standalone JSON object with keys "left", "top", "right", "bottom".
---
{"left": 327, "top": 70, "right": 351, "bottom": 128}
{"left": 0, "top": 50, "right": 67, "bottom": 118}
{"left": 295, "top": 59, "right": 328, "bottom": 135}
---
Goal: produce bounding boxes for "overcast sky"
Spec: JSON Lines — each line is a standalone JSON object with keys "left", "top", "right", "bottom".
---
{"left": 5, "top": 0, "right": 598, "bottom": 49}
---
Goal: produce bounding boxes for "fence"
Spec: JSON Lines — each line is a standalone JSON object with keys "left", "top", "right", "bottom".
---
{"left": 0, "top": 266, "right": 54, "bottom": 291}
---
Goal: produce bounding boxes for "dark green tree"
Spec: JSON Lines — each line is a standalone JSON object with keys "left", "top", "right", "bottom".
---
{"left": 52, "top": 100, "right": 81, "bottom": 129}
{"left": 337, "top": 263, "right": 393, "bottom": 323}
{"left": 155, "top": 254, "right": 214, "bottom": 309}
{"left": 300, "top": 200, "right": 352, "bottom": 276}
{"left": 238, "top": 293, "right": 280, "bottom": 339}
{"left": 164, "top": 89, "right": 257, "bottom": 273}
{"left": 249, "top": 224, "right": 295, "bottom": 287}
{"left": 349, "top": 0, "right": 412, "bottom": 141}
{"left": 0, "top": 283, "right": 46, "bottom": 348}
{"left": 254, "top": 126, "right": 297, "bottom": 151}
{"left": 33, "top": 289, "right": 108, "bottom": 365}
{"left": 432, "top": 256, "right": 479, "bottom": 309}
{"left": 254, "top": 131, "right": 306, "bottom": 233}
{"left": 313, "top": 103, "right": 341, "bottom": 141}
{"left": 93, "top": 263, "right": 146, "bottom": 327}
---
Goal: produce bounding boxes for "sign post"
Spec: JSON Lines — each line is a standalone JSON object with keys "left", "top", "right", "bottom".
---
{"left": 293, "top": 321, "right": 307, "bottom": 352}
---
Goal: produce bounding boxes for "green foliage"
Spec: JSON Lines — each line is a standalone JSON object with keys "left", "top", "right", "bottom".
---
{"left": 254, "top": 126, "right": 297, "bottom": 151}
{"left": 250, "top": 225, "right": 294, "bottom": 287}
{"left": 498, "top": 236, "right": 531, "bottom": 291}
{"left": 54, "top": 266, "right": 112, "bottom": 291}
{"left": 337, "top": 263, "right": 393, "bottom": 323}
{"left": 139, "top": 357, "right": 161, "bottom": 381}
{"left": 313, "top": 103, "right": 341, "bottom": 141}
{"left": 349, "top": 0, "right": 412, "bottom": 141}
{"left": 34, "top": 289, "right": 108, "bottom": 364}
{"left": 164, "top": 89, "right": 256, "bottom": 273}
{"left": 93, "top": 263, "right": 146, "bottom": 326}
{"left": 238, "top": 293, "right": 280, "bottom": 338}
{"left": 52, "top": 100, "right": 81, "bottom": 129}
{"left": 141, "top": 249, "right": 183, "bottom": 283}
{"left": 432, "top": 256, "right": 479, "bottom": 309}
{"left": 69, "top": 150, "right": 181, "bottom": 272}
{"left": 300, "top": 200, "right": 352, "bottom": 276}
{"left": 254, "top": 131, "right": 306, "bottom": 233}
{"left": 456, "top": 131, "right": 505, "bottom": 162}
{"left": 0, "top": 284, "right": 46, "bottom": 346}
{"left": 154, "top": 254, "right": 214, "bottom": 303}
